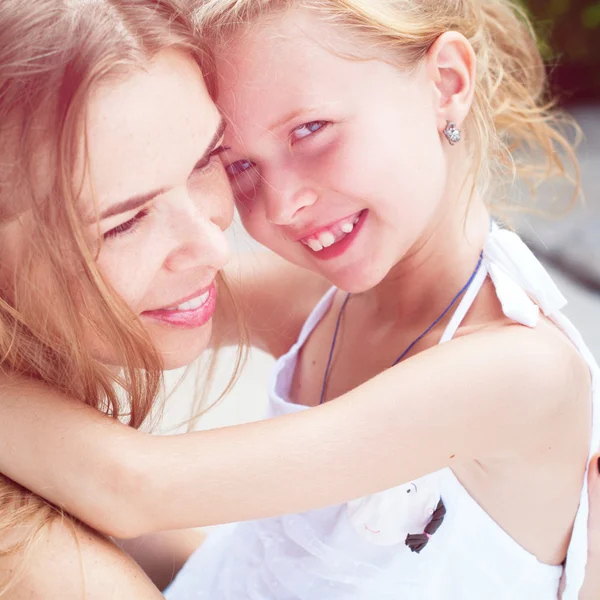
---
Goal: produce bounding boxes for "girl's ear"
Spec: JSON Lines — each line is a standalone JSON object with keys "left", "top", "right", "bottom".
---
{"left": 425, "top": 31, "right": 476, "bottom": 133}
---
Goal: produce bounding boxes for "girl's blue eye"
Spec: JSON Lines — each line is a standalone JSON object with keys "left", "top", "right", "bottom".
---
{"left": 225, "top": 159, "right": 254, "bottom": 178}
{"left": 292, "top": 120, "right": 327, "bottom": 142}
{"left": 103, "top": 209, "right": 148, "bottom": 241}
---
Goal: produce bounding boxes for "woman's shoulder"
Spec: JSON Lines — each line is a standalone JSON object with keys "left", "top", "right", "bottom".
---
{"left": 0, "top": 476, "right": 162, "bottom": 599}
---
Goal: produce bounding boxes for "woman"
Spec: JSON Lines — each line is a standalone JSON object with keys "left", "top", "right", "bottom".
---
{"left": 0, "top": 0, "right": 241, "bottom": 595}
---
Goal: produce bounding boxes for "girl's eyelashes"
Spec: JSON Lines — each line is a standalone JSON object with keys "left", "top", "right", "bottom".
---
{"left": 224, "top": 159, "right": 255, "bottom": 178}
{"left": 223, "top": 121, "right": 331, "bottom": 179}
{"left": 103, "top": 209, "right": 149, "bottom": 241}
{"left": 290, "top": 120, "right": 330, "bottom": 143}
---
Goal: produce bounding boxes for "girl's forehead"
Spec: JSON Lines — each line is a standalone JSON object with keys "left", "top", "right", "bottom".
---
{"left": 215, "top": 7, "right": 365, "bottom": 89}
{"left": 216, "top": 16, "right": 377, "bottom": 122}
{"left": 215, "top": 22, "right": 414, "bottom": 149}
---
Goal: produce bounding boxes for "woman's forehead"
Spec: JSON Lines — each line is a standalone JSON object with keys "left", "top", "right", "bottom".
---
{"left": 80, "top": 50, "right": 218, "bottom": 219}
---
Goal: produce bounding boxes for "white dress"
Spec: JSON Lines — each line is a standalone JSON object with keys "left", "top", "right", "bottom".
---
{"left": 165, "top": 224, "right": 599, "bottom": 599}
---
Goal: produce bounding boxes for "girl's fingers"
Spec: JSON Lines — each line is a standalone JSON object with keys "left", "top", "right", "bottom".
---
{"left": 588, "top": 454, "right": 600, "bottom": 556}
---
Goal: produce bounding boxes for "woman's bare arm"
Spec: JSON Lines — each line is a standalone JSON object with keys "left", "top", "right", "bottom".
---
{"left": 0, "top": 324, "right": 586, "bottom": 539}
{"left": 218, "top": 251, "right": 329, "bottom": 356}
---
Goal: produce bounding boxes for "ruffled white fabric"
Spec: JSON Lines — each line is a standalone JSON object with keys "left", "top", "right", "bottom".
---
{"left": 485, "top": 225, "right": 567, "bottom": 325}
{"left": 165, "top": 224, "right": 598, "bottom": 600}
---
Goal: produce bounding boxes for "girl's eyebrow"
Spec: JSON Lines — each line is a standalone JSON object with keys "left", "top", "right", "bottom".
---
{"left": 268, "top": 107, "right": 317, "bottom": 133}
{"left": 88, "top": 117, "right": 227, "bottom": 225}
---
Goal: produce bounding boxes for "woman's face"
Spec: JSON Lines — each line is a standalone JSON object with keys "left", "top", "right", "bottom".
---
{"left": 81, "top": 50, "right": 233, "bottom": 369}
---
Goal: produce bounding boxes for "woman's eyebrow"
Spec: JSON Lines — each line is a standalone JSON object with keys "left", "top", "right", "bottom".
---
{"left": 193, "top": 117, "right": 227, "bottom": 170}
{"left": 89, "top": 118, "right": 227, "bottom": 224}
{"left": 96, "top": 188, "right": 168, "bottom": 223}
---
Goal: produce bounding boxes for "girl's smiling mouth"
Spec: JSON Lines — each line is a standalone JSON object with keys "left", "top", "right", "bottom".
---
{"left": 298, "top": 210, "right": 367, "bottom": 259}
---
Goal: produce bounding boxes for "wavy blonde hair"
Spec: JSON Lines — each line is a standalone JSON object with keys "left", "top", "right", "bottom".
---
{"left": 0, "top": 0, "right": 244, "bottom": 590}
{"left": 194, "top": 0, "right": 580, "bottom": 214}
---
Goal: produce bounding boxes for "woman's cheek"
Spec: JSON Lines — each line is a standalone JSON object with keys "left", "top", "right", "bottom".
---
{"left": 189, "top": 162, "right": 235, "bottom": 230}
{"left": 95, "top": 241, "right": 162, "bottom": 313}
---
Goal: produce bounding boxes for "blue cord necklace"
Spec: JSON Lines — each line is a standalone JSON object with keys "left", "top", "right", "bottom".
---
{"left": 318, "top": 252, "right": 484, "bottom": 405}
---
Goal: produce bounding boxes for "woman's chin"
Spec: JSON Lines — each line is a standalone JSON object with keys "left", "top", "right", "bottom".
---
{"left": 154, "top": 320, "right": 214, "bottom": 371}
{"left": 86, "top": 319, "right": 214, "bottom": 371}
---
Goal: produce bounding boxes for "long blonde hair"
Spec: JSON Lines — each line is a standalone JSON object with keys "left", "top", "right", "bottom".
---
{"left": 0, "top": 0, "right": 243, "bottom": 588}
{"left": 194, "top": 0, "right": 580, "bottom": 212}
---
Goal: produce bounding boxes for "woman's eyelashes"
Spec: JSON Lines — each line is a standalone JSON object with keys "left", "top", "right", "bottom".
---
{"left": 194, "top": 143, "right": 231, "bottom": 173}
{"left": 102, "top": 143, "right": 233, "bottom": 242}
{"left": 103, "top": 208, "right": 150, "bottom": 241}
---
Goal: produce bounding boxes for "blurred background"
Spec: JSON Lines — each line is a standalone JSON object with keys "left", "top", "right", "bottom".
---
{"left": 160, "top": 0, "right": 600, "bottom": 433}
{"left": 512, "top": 0, "right": 600, "bottom": 353}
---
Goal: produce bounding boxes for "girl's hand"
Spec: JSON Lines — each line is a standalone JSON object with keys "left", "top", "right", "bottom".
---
{"left": 575, "top": 454, "right": 600, "bottom": 599}
{"left": 560, "top": 454, "right": 600, "bottom": 598}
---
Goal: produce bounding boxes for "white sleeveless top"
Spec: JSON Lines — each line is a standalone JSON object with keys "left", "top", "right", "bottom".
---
{"left": 166, "top": 225, "right": 599, "bottom": 600}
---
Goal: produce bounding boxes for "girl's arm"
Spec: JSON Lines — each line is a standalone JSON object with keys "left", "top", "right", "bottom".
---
{"left": 573, "top": 456, "right": 600, "bottom": 599}
{"left": 0, "top": 323, "right": 586, "bottom": 538}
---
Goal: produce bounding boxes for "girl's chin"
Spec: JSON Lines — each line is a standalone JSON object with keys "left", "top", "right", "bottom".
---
{"left": 316, "top": 265, "right": 388, "bottom": 295}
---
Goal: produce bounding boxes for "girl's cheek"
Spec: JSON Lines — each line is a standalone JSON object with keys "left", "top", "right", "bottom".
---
{"left": 232, "top": 173, "right": 261, "bottom": 216}
{"left": 237, "top": 208, "right": 262, "bottom": 241}
{"left": 306, "top": 139, "right": 355, "bottom": 189}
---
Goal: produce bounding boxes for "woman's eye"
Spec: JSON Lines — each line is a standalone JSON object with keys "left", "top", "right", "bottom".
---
{"left": 194, "top": 144, "right": 231, "bottom": 173}
{"left": 103, "top": 209, "right": 148, "bottom": 241}
{"left": 291, "top": 120, "right": 328, "bottom": 142}
{"left": 224, "top": 159, "right": 255, "bottom": 178}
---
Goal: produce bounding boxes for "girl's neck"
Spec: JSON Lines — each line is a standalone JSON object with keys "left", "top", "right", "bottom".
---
{"left": 357, "top": 196, "right": 490, "bottom": 326}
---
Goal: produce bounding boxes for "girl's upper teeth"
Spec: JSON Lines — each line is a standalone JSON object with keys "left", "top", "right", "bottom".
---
{"left": 302, "top": 213, "right": 361, "bottom": 252}
{"left": 318, "top": 231, "right": 335, "bottom": 248}
{"left": 307, "top": 239, "right": 324, "bottom": 252}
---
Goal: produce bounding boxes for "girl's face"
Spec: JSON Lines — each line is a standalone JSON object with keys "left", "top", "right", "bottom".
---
{"left": 82, "top": 50, "right": 233, "bottom": 368}
{"left": 216, "top": 9, "right": 451, "bottom": 292}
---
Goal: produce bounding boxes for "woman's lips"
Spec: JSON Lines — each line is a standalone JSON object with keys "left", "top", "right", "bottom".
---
{"left": 141, "top": 282, "right": 217, "bottom": 329}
